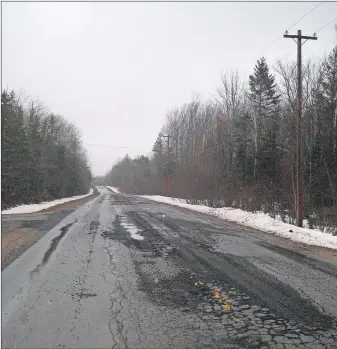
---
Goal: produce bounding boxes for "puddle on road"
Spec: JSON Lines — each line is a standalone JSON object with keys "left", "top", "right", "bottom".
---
{"left": 101, "top": 214, "right": 146, "bottom": 242}
{"left": 101, "top": 213, "right": 180, "bottom": 253}
{"left": 101, "top": 211, "right": 337, "bottom": 348}
{"left": 120, "top": 216, "right": 144, "bottom": 240}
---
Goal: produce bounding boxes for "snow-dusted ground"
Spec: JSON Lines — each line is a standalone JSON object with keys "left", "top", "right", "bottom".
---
{"left": 140, "top": 195, "right": 337, "bottom": 250}
{"left": 106, "top": 186, "right": 120, "bottom": 194}
{"left": 2, "top": 189, "right": 94, "bottom": 215}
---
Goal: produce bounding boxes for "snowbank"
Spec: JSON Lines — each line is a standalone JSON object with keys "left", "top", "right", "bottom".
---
{"left": 140, "top": 195, "right": 337, "bottom": 250}
{"left": 2, "top": 189, "right": 94, "bottom": 215}
{"left": 106, "top": 186, "right": 120, "bottom": 194}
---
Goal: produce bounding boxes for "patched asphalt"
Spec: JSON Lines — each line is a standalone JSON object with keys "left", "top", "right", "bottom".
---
{"left": 2, "top": 186, "right": 337, "bottom": 348}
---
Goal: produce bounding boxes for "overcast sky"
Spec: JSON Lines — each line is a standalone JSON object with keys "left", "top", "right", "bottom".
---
{"left": 3, "top": 1, "right": 337, "bottom": 176}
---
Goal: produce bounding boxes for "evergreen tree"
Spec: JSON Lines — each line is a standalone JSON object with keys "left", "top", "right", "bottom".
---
{"left": 307, "top": 46, "right": 337, "bottom": 208}
{"left": 152, "top": 133, "right": 164, "bottom": 179}
{"left": 152, "top": 133, "right": 163, "bottom": 158}
{"left": 97, "top": 42, "right": 337, "bottom": 232}
{"left": 1, "top": 91, "right": 30, "bottom": 208}
{"left": 249, "top": 57, "right": 281, "bottom": 181}
{"left": 26, "top": 102, "right": 44, "bottom": 200}
{"left": 249, "top": 57, "right": 280, "bottom": 114}
{"left": 1, "top": 90, "right": 92, "bottom": 209}
{"left": 233, "top": 112, "right": 254, "bottom": 186}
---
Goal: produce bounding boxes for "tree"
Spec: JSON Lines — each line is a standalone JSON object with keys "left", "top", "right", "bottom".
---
{"left": 1, "top": 90, "right": 92, "bottom": 209}
{"left": 98, "top": 36, "right": 337, "bottom": 233}
{"left": 152, "top": 133, "right": 164, "bottom": 180}
{"left": 249, "top": 57, "right": 280, "bottom": 181}
{"left": 233, "top": 112, "right": 254, "bottom": 186}
{"left": 1, "top": 91, "right": 30, "bottom": 208}
{"left": 308, "top": 46, "right": 337, "bottom": 208}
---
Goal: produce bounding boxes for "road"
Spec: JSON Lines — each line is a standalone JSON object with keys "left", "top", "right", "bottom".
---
{"left": 2, "top": 186, "right": 337, "bottom": 348}
{"left": 1, "top": 192, "right": 96, "bottom": 270}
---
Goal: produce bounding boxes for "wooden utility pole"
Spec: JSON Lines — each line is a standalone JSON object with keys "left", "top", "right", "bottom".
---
{"left": 284, "top": 30, "right": 317, "bottom": 227}
{"left": 162, "top": 134, "right": 170, "bottom": 195}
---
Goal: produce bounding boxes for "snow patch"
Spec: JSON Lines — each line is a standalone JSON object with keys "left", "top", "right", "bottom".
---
{"left": 2, "top": 189, "right": 94, "bottom": 215}
{"left": 120, "top": 216, "right": 144, "bottom": 240}
{"left": 140, "top": 195, "right": 337, "bottom": 250}
{"left": 106, "top": 186, "right": 120, "bottom": 194}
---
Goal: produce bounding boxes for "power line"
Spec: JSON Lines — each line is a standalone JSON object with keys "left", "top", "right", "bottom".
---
{"left": 93, "top": 5, "right": 332, "bottom": 176}
{"left": 256, "top": 35, "right": 284, "bottom": 61}
{"left": 159, "top": 140, "right": 225, "bottom": 170}
{"left": 286, "top": 1, "right": 323, "bottom": 32}
{"left": 314, "top": 16, "right": 337, "bottom": 34}
{"left": 253, "top": 1, "right": 323, "bottom": 63}
{"left": 84, "top": 143, "right": 130, "bottom": 149}
{"left": 160, "top": 141, "right": 226, "bottom": 182}
{"left": 169, "top": 141, "right": 227, "bottom": 165}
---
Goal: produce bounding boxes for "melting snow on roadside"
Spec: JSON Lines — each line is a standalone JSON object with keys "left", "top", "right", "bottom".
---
{"left": 106, "top": 186, "right": 120, "bottom": 194}
{"left": 2, "top": 189, "right": 94, "bottom": 215}
{"left": 120, "top": 216, "right": 144, "bottom": 240}
{"left": 140, "top": 195, "right": 337, "bottom": 250}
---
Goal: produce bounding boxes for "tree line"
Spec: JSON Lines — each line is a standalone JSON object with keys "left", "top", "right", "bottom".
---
{"left": 100, "top": 44, "right": 337, "bottom": 234}
{"left": 1, "top": 90, "right": 92, "bottom": 210}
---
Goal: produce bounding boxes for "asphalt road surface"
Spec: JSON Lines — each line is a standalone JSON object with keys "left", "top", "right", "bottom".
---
{"left": 2, "top": 186, "right": 337, "bottom": 348}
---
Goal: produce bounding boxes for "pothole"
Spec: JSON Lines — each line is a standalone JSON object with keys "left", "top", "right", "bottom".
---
{"left": 119, "top": 215, "right": 144, "bottom": 240}
{"left": 191, "top": 279, "right": 337, "bottom": 348}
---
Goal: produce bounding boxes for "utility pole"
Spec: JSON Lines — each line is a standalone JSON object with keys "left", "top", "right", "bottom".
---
{"left": 284, "top": 30, "right": 317, "bottom": 227}
{"left": 162, "top": 134, "right": 170, "bottom": 195}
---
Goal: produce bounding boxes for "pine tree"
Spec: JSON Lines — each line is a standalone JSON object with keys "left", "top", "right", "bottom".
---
{"left": 26, "top": 102, "right": 44, "bottom": 201}
{"left": 1, "top": 90, "right": 92, "bottom": 209}
{"left": 152, "top": 133, "right": 164, "bottom": 179}
{"left": 321, "top": 45, "right": 337, "bottom": 162}
{"left": 152, "top": 133, "right": 163, "bottom": 158}
{"left": 249, "top": 57, "right": 280, "bottom": 114}
{"left": 249, "top": 57, "right": 280, "bottom": 181}
{"left": 308, "top": 46, "right": 337, "bottom": 208}
{"left": 1, "top": 91, "right": 30, "bottom": 208}
{"left": 233, "top": 112, "right": 254, "bottom": 186}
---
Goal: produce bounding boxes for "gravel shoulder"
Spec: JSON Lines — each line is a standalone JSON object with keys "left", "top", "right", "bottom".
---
{"left": 1, "top": 188, "right": 98, "bottom": 270}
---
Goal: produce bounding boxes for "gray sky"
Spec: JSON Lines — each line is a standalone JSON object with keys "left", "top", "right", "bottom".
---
{"left": 3, "top": 1, "right": 337, "bottom": 176}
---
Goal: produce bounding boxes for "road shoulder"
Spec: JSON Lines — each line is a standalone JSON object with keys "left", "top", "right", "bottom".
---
{"left": 1, "top": 187, "right": 99, "bottom": 270}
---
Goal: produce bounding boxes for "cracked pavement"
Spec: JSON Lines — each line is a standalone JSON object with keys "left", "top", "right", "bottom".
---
{"left": 2, "top": 186, "right": 337, "bottom": 348}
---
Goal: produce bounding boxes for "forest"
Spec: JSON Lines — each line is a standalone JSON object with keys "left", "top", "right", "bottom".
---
{"left": 101, "top": 44, "right": 337, "bottom": 234}
{"left": 1, "top": 90, "right": 92, "bottom": 210}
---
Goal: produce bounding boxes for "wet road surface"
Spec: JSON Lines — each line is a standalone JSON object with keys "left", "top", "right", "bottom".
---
{"left": 1, "top": 189, "right": 97, "bottom": 270}
{"left": 2, "top": 186, "right": 337, "bottom": 348}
